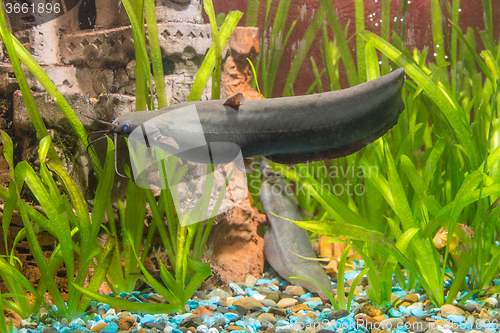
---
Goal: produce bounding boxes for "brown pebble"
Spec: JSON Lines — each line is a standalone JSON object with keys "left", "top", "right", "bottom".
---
{"left": 257, "top": 313, "right": 276, "bottom": 323}
{"left": 276, "top": 298, "right": 298, "bottom": 309}
{"left": 233, "top": 297, "right": 263, "bottom": 310}
{"left": 373, "top": 315, "right": 385, "bottom": 322}
{"left": 118, "top": 315, "right": 136, "bottom": 330}
{"left": 292, "top": 304, "right": 313, "bottom": 312}
{"left": 479, "top": 308, "right": 492, "bottom": 320}
{"left": 440, "top": 304, "right": 466, "bottom": 316}
{"left": 403, "top": 293, "right": 419, "bottom": 303}
{"left": 90, "top": 323, "right": 108, "bottom": 332}
{"left": 361, "top": 303, "right": 384, "bottom": 317}
{"left": 286, "top": 285, "right": 307, "bottom": 296}
{"left": 305, "top": 312, "right": 316, "bottom": 318}
{"left": 400, "top": 301, "right": 411, "bottom": 307}
{"left": 193, "top": 305, "right": 214, "bottom": 318}
{"left": 227, "top": 325, "right": 250, "bottom": 331}
{"left": 306, "top": 297, "right": 323, "bottom": 303}
{"left": 4, "top": 309, "right": 22, "bottom": 329}
{"left": 355, "top": 314, "right": 380, "bottom": 328}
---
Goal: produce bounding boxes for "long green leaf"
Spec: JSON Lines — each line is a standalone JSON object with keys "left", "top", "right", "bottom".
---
{"left": 72, "top": 284, "right": 179, "bottom": 314}
{"left": 359, "top": 30, "right": 479, "bottom": 169}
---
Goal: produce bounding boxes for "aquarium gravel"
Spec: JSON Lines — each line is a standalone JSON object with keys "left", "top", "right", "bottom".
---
{"left": 9, "top": 270, "right": 500, "bottom": 333}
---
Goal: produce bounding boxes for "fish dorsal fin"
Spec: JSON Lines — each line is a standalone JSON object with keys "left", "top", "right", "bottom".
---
{"left": 223, "top": 93, "right": 245, "bottom": 110}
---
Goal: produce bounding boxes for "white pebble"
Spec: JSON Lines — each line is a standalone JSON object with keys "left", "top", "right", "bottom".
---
{"left": 252, "top": 293, "right": 266, "bottom": 301}
{"left": 485, "top": 297, "right": 498, "bottom": 308}
{"left": 164, "top": 326, "right": 174, "bottom": 333}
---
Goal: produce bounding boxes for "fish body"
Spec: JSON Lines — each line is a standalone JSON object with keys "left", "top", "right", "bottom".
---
{"left": 112, "top": 68, "right": 405, "bottom": 164}
{"left": 260, "top": 175, "right": 333, "bottom": 299}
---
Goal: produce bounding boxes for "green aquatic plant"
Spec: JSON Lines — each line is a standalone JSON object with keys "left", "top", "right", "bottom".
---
{"left": 0, "top": 131, "right": 117, "bottom": 320}
{"left": 292, "top": 242, "right": 370, "bottom": 311}
{"left": 267, "top": 0, "right": 500, "bottom": 307}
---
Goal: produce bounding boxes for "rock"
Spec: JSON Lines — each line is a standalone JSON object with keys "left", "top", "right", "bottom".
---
{"left": 245, "top": 275, "right": 258, "bottom": 288}
{"left": 403, "top": 293, "right": 419, "bottom": 303}
{"left": 459, "top": 302, "right": 477, "bottom": 313}
{"left": 4, "top": 309, "right": 22, "bottom": 329}
{"left": 180, "top": 315, "right": 203, "bottom": 328}
{"left": 265, "top": 293, "right": 281, "bottom": 303}
{"left": 261, "top": 299, "right": 277, "bottom": 308}
{"left": 233, "top": 297, "right": 263, "bottom": 310}
{"left": 90, "top": 323, "right": 109, "bottom": 332}
{"left": 380, "top": 318, "right": 404, "bottom": 330}
{"left": 226, "top": 325, "right": 250, "bottom": 331}
{"left": 268, "top": 308, "right": 287, "bottom": 317}
{"left": 285, "top": 286, "right": 307, "bottom": 296}
{"left": 328, "top": 309, "right": 350, "bottom": 320}
{"left": 258, "top": 313, "right": 277, "bottom": 325}
{"left": 441, "top": 304, "right": 466, "bottom": 317}
{"left": 484, "top": 297, "right": 498, "bottom": 308}
{"left": 276, "top": 298, "right": 298, "bottom": 309}
{"left": 354, "top": 314, "right": 380, "bottom": 328}
{"left": 408, "top": 302, "right": 424, "bottom": 311}
{"left": 479, "top": 308, "right": 492, "bottom": 320}
{"left": 118, "top": 314, "right": 136, "bottom": 330}
{"left": 361, "top": 303, "right": 385, "bottom": 317}
{"left": 193, "top": 305, "right": 214, "bottom": 318}
{"left": 292, "top": 304, "right": 313, "bottom": 312}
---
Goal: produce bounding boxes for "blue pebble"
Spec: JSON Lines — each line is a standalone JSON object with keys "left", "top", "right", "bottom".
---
{"left": 98, "top": 304, "right": 110, "bottom": 311}
{"left": 399, "top": 305, "right": 411, "bottom": 315}
{"left": 388, "top": 308, "right": 402, "bottom": 317}
{"left": 246, "top": 290, "right": 259, "bottom": 297}
{"left": 288, "top": 315, "right": 299, "bottom": 323}
{"left": 245, "top": 317, "right": 261, "bottom": 332}
{"left": 447, "top": 314, "right": 466, "bottom": 324}
{"left": 165, "top": 322, "right": 179, "bottom": 329}
{"left": 268, "top": 284, "right": 279, "bottom": 291}
{"left": 231, "top": 331, "right": 250, "bottom": 333}
{"left": 304, "top": 301, "right": 322, "bottom": 309}
{"left": 101, "top": 322, "right": 118, "bottom": 333}
{"left": 172, "top": 329, "right": 184, "bottom": 333}
{"left": 104, "top": 314, "right": 118, "bottom": 323}
{"left": 394, "top": 329, "right": 406, "bottom": 333}
{"left": 142, "top": 293, "right": 151, "bottom": 299}
{"left": 59, "top": 327, "right": 72, "bottom": 333}
{"left": 172, "top": 313, "right": 192, "bottom": 324}
{"left": 318, "top": 311, "right": 331, "bottom": 321}
{"left": 410, "top": 308, "right": 426, "bottom": 317}
{"left": 132, "top": 291, "right": 141, "bottom": 296}
{"left": 392, "top": 290, "right": 407, "bottom": 297}
{"left": 277, "top": 319, "right": 290, "bottom": 326}
{"left": 230, "top": 283, "right": 245, "bottom": 295}
{"left": 119, "top": 292, "right": 129, "bottom": 298}
{"left": 209, "top": 296, "right": 220, "bottom": 303}
{"left": 300, "top": 293, "right": 313, "bottom": 299}
{"left": 336, "top": 313, "right": 356, "bottom": 331}
{"left": 235, "top": 320, "right": 246, "bottom": 328}
{"left": 203, "top": 315, "right": 216, "bottom": 327}
{"left": 344, "top": 271, "right": 362, "bottom": 280}
{"left": 187, "top": 300, "right": 200, "bottom": 311}
{"left": 257, "top": 279, "right": 273, "bottom": 285}
{"left": 224, "top": 312, "right": 239, "bottom": 321}
{"left": 228, "top": 305, "right": 237, "bottom": 310}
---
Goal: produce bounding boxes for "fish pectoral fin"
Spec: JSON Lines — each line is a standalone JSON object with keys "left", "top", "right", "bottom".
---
{"left": 223, "top": 92, "right": 245, "bottom": 109}
{"left": 154, "top": 135, "right": 180, "bottom": 149}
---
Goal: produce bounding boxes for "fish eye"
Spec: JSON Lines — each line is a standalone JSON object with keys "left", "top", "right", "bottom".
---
{"left": 121, "top": 122, "right": 131, "bottom": 133}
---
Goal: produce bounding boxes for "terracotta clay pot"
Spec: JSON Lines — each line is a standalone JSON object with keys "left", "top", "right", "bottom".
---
{"left": 208, "top": 0, "right": 500, "bottom": 96}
